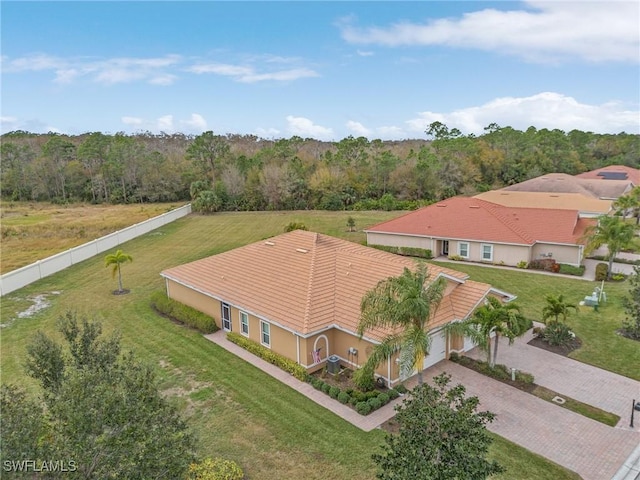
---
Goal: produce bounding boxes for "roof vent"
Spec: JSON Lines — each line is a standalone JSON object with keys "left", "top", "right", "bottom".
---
{"left": 296, "top": 248, "right": 308, "bottom": 254}
{"left": 265, "top": 241, "right": 275, "bottom": 246}
{"left": 436, "top": 204, "right": 447, "bottom": 208}
{"left": 469, "top": 205, "right": 480, "bottom": 209}
{"left": 550, "top": 194, "right": 559, "bottom": 197}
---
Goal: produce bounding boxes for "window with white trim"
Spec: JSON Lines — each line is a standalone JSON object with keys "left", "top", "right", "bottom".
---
{"left": 240, "top": 311, "right": 249, "bottom": 336}
{"left": 458, "top": 242, "right": 469, "bottom": 258}
{"left": 261, "top": 321, "right": 271, "bottom": 347}
{"left": 481, "top": 244, "right": 493, "bottom": 261}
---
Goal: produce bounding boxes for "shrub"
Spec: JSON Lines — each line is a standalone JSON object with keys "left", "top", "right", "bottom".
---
{"left": 186, "top": 457, "right": 244, "bottom": 480}
{"left": 448, "top": 254, "right": 464, "bottom": 261}
{"left": 528, "top": 258, "right": 556, "bottom": 272}
{"left": 352, "top": 365, "right": 376, "bottom": 392}
{"left": 394, "top": 384, "right": 408, "bottom": 394}
{"left": 337, "top": 391, "right": 351, "bottom": 404}
{"left": 311, "top": 379, "right": 323, "bottom": 390}
{"left": 348, "top": 396, "right": 359, "bottom": 407}
{"left": 365, "top": 390, "right": 380, "bottom": 400}
{"left": 612, "top": 273, "right": 627, "bottom": 281}
{"left": 226, "top": 332, "right": 308, "bottom": 380}
{"left": 351, "top": 391, "right": 366, "bottom": 403}
{"left": 388, "top": 389, "right": 400, "bottom": 400}
{"left": 558, "top": 264, "right": 585, "bottom": 276}
{"left": 517, "top": 260, "right": 528, "bottom": 269}
{"left": 540, "top": 321, "right": 575, "bottom": 347}
{"left": 328, "top": 386, "right": 340, "bottom": 399}
{"left": 515, "top": 371, "right": 535, "bottom": 384}
{"left": 284, "top": 222, "right": 308, "bottom": 232}
{"left": 150, "top": 291, "right": 218, "bottom": 334}
{"left": 369, "top": 245, "right": 432, "bottom": 259}
{"left": 595, "top": 263, "right": 608, "bottom": 281}
{"left": 378, "top": 393, "right": 390, "bottom": 405}
{"left": 367, "top": 397, "right": 382, "bottom": 411}
{"left": 321, "top": 383, "right": 331, "bottom": 394}
{"left": 355, "top": 401, "right": 372, "bottom": 415}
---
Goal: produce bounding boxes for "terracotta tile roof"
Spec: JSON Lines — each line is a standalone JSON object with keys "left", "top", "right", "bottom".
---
{"left": 575, "top": 165, "right": 640, "bottom": 186}
{"left": 161, "top": 231, "right": 493, "bottom": 342}
{"left": 474, "top": 191, "right": 612, "bottom": 215}
{"left": 501, "top": 173, "right": 631, "bottom": 199}
{"left": 365, "top": 196, "right": 595, "bottom": 246}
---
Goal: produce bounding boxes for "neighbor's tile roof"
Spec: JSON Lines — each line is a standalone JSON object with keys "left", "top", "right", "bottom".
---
{"left": 501, "top": 173, "right": 632, "bottom": 199}
{"left": 161, "top": 230, "right": 491, "bottom": 342}
{"left": 473, "top": 190, "right": 612, "bottom": 215}
{"left": 365, "top": 196, "right": 594, "bottom": 246}
{"left": 575, "top": 165, "right": 640, "bottom": 186}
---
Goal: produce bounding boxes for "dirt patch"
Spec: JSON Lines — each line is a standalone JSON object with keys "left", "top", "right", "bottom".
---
{"left": 527, "top": 336, "right": 582, "bottom": 357}
{"left": 1, "top": 291, "right": 61, "bottom": 328}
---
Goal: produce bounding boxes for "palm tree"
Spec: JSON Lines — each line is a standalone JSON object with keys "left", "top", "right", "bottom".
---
{"left": 583, "top": 215, "right": 638, "bottom": 280}
{"left": 446, "top": 297, "right": 529, "bottom": 368}
{"left": 104, "top": 249, "right": 133, "bottom": 293}
{"left": 357, "top": 263, "right": 445, "bottom": 385}
{"left": 614, "top": 193, "right": 636, "bottom": 221}
{"left": 541, "top": 294, "right": 578, "bottom": 325}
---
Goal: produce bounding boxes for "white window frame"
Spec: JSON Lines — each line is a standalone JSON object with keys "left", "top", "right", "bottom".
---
{"left": 458, "top": 242, "right": 469, "bottom": 259}
{"left": 481, "top": 244, "right": 493, "bottom": 262}
{"left": 260, "top": 321, "right": 271, "bottom": 347}
{"left": 240, "top": 311, "right": 249, "bottom": 336}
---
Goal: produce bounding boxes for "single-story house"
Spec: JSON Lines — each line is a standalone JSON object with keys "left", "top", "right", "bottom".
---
{"left": 160, "top": 230, "right": 513, "bottom": 387}
{"left": 501, "top": 173, "right": 632, "bottom": 200}
{"left": 473, "top": 190, "right": 612, "bottom": 218}
{"left": 365, "top": 197, "right": 596, "bottom": 267}
{"left": 575, "top": 165, "right": 640, "bottom": 186}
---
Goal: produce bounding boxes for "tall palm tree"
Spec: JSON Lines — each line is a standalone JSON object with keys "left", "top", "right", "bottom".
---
{"left": 104, "top": 249, "right": 133, "bottom": 293}
{"left": 541, "top": 294, "right": 578, "bottom": 325}
{"left": 446, "top": 297, "right": 529, "bottom": 368}
{"left": 583, "top": 215, "right": 638, "bottom": 279}
{"left": 357, "top": 263, "right": 445, "bottom": 385}
{"left": 614, "top": 193, "right": 636, "bottom": 221}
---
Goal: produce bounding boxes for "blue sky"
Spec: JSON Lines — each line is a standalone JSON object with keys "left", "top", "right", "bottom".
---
{"left": 2, "top": 1, "right": 639, "bottom": 140}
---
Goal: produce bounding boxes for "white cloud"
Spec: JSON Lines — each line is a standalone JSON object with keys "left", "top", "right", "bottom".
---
{"left": 156, "top": 115, "right": 174, "bottom": 132}
{"left": 405, "top": 92, "right": 640, "bottom": 136}
{"left": 340, "top": 1, "right": 639, "bottom": 63}
{"left": 346, "top": 120, "right": 371, "bottom": 136}
{"left": 286, "top": 115, "right": 334, "bottom": 140}
{"left": 188, "top": 62, "right": 318, "bottom": 83}
{"left": 181, "top": 113, "right": 207, "bottom": 133}
{"left": 356, "top": 50, "right": 374, "bottom": 57}
{"left": 254, "top": 127, "right": 281, "bottom": 139}
{"left": 121, "top": 116, "right": 143, "bottom": 126}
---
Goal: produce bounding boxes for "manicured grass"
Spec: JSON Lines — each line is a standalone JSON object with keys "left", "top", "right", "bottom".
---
{"left": 531, "top": 386, "right": 620, "bottom": 427}
{"left": 0, "top": 201, "right": 185, "bottom": 273}
{"left": 0, "top": 210, "right": 581, "bottom": 479}
{"left": 432, "top": 261, "right": 640, "bottom": 381}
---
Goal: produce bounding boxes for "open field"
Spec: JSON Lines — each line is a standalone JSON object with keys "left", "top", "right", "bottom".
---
{"left": 0, "top": 201, "right": 186, "bottom": 274}
{"left": 0, "top": 210, "right": 594, "bottom": 479}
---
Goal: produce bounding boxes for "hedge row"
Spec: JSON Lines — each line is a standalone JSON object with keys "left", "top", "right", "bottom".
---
{"left": 370, "top": 244, "right": 433, "bottom": 259}
{"left": 150, "top": 291, "right": 218, "bottom": 334}
{"left": 226, "top": 332, "right": 308, "bottom": 381}
{"left": 449, "top": 353, "right": 535, "bottom": 385}
{"left": 308, "top": 377, "right": 403, "bottom": 415}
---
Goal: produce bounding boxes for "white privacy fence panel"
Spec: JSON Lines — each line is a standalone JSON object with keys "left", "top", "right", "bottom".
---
{"left": 0, "top": 204, "right": 191, "bottom": 296}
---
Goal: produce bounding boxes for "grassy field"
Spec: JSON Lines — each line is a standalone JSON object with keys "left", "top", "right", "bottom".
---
{"left": 0, "top": 201, "right": 186, "bottom": 273}
{"left": 0, "top": 210, "right": 591, "bottom": 479}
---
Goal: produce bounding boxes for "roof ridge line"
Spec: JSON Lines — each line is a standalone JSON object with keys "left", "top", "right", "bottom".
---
{"left": 301, "top": 232, "right": 319, "bottom": 334}
{"left": 477, "top": 199, "right": 535, "bottom": 244}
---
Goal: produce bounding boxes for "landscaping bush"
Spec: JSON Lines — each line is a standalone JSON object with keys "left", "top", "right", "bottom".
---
{"left": 378, "top": 393, "right": 390, "bottom": 405}
{"left": 365, "top": 390, "right": 381, "bottom": 401}
{"left": 150, "top": 291, "right": 218, "bottom": 334}
{"left": 367, "top": 397, "right": 382, "bottom": 411}
{"left": 515, "top": 371, "right": 535, "bottom": 384}
{"left": 517, "top": 260, "right": 528, "bottom": 269}
{"left": 348, "top": 396, "right": 359, "bottom": 407}
{"left": 528, "top": 258, "right": 557, "bottom": 272}
{"left": 448, "top": 254, "right": 464, "bottom": 261}
{"left": 321, "top": 383, "right": 331, "bottom": 394}
{"left": 226, "top": 332, "right": 308, "bottom": 380}
{"left": 369, "top": 245, "right": 432, "bottom": 259}
{"left": 328, "top": 386, "right": 340, "bottom": 399}
{"left": 394, "top": 384, "right": 408, "bottom": 394}
{"left": 352, "top": 365, "right": 376, "bottom": 392}
{"left": 311, "top": 378, "right": 323, "bottom": 390}
{"left": 540, "top": 321, "right": 575, "bottom": 347}
{"left": 355, "top": 401, "right": 372, "bottom": 415}
{"left": 337, "top": 391, "right": 351, "bottom": 404}
{"left": 558, "top": 264, "right": 585, "bottom": 276}
{"left": 595, "top": 263, "right": 609, "bottom": 281}
{"left": 186, "top": 457, "right": 244, "bottom": 480}
{"left": 388, "top": 389, "right": 400, "bottom": 400}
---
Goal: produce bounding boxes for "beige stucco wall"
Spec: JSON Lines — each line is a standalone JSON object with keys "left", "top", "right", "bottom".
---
{"left": 531, "top": 243, "right": 582, "bottom": 266}
{"left": 166, "top": 280, "right": 222, "bottom": 328}
{"left": 366, "top": 232, "right": 434, "bottom": 251}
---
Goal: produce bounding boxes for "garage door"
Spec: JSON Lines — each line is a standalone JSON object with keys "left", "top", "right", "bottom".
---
{"left": 423, "top": 330, "right": 447, "bottom": 370}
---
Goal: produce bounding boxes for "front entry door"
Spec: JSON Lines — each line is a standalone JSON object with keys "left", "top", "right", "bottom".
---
{"left": 442, "top": 240, "right": 449, "bottom": 256}
{"left": 221, "top": 303, "right": 231, "bottom": 331}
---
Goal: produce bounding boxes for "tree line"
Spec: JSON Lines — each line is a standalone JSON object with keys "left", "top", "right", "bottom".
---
{"left": 1, "top": 124, "right": 638, "bottom": 211}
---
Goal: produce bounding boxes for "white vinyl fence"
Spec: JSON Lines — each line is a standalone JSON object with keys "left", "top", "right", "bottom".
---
{"left": 0, "top": 204, "right": 191, "bottom": 296}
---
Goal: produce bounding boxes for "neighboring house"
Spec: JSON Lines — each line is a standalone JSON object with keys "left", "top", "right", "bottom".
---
{"left": 160, "top": 230, "right": 513, "bottom": 386}
{"left": 501, "top": 173, "right": 632, "bottom": 200}
{"left": 575, "top": 165, "right": 640, "bottom": 186}
{"left": 474, "top": 191, "right": 612, "bottom": 218}
{"left": 365, "top": 197, "right": 595, "bottom": 267}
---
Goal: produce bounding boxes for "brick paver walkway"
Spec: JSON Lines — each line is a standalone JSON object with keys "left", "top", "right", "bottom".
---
{"left": 205, "top": 330, "right": 640, "bottom": 480}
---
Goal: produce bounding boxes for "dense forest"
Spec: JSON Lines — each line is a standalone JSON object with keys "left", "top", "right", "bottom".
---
{"left": 1, "top": 123, "right": 638, "bottom": 211}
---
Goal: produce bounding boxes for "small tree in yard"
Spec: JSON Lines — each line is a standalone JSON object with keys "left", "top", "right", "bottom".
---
{"left": 104, "top": 249, "right": 133, "bottom": 293}
{"left": 542, "top": 294, "right": 578, "bottom": 325}
{"left": 373, "top": 373, "right": 503, "bottom": 480}
{"left": 622, "top": 265, "right": 640, "bottom": 340}
{"left": 347, "top": 216, "right": 356, "bottom": 232}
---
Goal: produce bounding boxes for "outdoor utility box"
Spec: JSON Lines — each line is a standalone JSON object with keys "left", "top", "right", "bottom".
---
{"left": 327, "top": 355, "right": 340, "bottom": 374}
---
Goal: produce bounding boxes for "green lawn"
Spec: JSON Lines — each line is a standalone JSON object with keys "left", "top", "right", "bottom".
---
{"left": 1, "top": 211, "right": 585, "bottom": 479}
{"left": 431, "top": 261, "right": 640, "bottom": 380}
